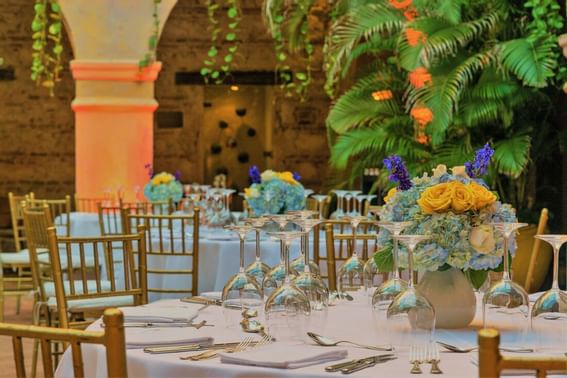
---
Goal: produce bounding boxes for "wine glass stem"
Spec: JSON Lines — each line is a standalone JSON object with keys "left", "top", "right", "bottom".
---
{"left": 552, "top": 246, "right": 559, "bottom": 290}
{"left": 351, "top": 223, "right": 357, "bottom": 257}
{"left": 303, "top": 231, "right": 310, "bottom": 273}
{"left": 502, "top": 236, "right": 510, "bottom": 281}
{"left": 338, "top": 195, "right": 343, "bottom": 213}
{"left": 392, "top": 239, "right": 400, "bottom": 280}
{"left": 239, "top": 236, "right": 245, "bottom": 273}
{"left": 255, "top": 229, "right": 261, "bottom": 260}
{"left": 284, "top": 240, "right": 291, "bottom": 284}
{"left": 407, "top": 246, "right": 415, "bottom": 288}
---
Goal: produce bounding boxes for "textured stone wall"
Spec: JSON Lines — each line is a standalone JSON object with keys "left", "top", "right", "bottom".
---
{"left": 0, "top": 0, "right": 330, "bottom": 226}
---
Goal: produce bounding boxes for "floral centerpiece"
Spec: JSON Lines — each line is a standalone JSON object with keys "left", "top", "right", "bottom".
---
{"left": 376, "top": 144, "right": 518, "bottom": 328}
{"left": 244, "top": 166, "right": 305, "bottom": 215}
{"left": 143, "top": 164, "right": 183, "bottom": 202}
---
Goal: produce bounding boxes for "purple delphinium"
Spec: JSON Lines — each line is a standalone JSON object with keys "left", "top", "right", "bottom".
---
{"left": 383, "top": 155, "right": 412, "bottom": 190}
{"left": 144, "top": 163, "right": 153, "bottom": 178}
{"left": 174, "top": 170, "right": 181, "bottom": 181}
{"left": 465, "top": 143, "right": 494, "bottom": 178}
{"left": 293, "top": 171, "right": 301, "bottom": 181}
{"left": 249, "top": 165, "right": 262, "bottom": 184}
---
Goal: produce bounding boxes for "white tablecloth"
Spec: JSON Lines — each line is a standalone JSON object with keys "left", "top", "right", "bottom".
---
{"left": 55, "top": 292, "right": 567, "bottom": 378}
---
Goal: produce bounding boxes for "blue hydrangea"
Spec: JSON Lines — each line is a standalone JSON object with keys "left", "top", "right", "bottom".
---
{"left": 143, "top": 180, "right": 183, "bottom": 202}
{"left": 247, "top": 178, "right": 305, "bottom": 215}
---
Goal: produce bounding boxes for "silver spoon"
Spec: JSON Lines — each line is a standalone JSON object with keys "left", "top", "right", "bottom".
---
{"left": 307, "top": 332, "right": 392, "bottom": 351}
{"left": 436, "top": 341, "right": 533, "bottom": 353}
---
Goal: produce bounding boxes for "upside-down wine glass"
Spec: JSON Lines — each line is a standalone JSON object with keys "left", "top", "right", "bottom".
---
{"left": 243, "top": 217, "right": 271, "bottom": 286}
{"left": 265, "top": 231, "right": 311, "bottom": 342}
{"left": 483, "top": 222, "right": 529, "bottom": 346}
{"left": 337, "top": 216, "right": 367, "bottom": 291}
{"left": 311, "top": 194, "right": 328, "bottom": 219}
{"left": 347, "top": 191, "right": 362, "bottom": 216}
{"left": 330, "top": 190, "right": 347, "bottom": 219}
{"left": 221, "top": 225, "right": 263, "bottom": 328}
{"left": 386, "top": 234, "right": 435, "bottom": 348}
{"left": 288, "top": 210, "right": 321, "bottom": 275}
{"left": 530, "top": 234, "right": 567, "bottom": 351}
{"left": 263, "top": 215, "right": 298, "bottom": 296}
{"left": 370, "top": 221, "right": 413, "bottom": 306}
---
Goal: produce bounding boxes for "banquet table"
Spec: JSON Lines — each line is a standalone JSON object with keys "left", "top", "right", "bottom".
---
{"left": 55, "top": 292, "right": 567, "bottom": 378}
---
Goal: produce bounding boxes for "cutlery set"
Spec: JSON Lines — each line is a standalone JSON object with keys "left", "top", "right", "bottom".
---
{"left": 325, "top": 354, "right": 397, "bottom": 374}
{"left": 123, "top": 320, "right": 213, "bottom": 329}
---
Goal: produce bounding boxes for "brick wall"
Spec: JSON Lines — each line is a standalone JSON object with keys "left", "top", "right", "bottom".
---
{"left": 0, "top": 0, "right": 330, "bottom": 227}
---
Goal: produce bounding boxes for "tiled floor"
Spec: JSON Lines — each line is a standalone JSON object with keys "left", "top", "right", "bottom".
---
{"left": 0, "top": 295, "right": 44, "bottom": 377}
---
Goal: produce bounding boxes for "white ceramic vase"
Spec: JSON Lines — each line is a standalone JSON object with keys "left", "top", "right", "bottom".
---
{"left": 417, "top": 268, "right": 476, "bottom": 329}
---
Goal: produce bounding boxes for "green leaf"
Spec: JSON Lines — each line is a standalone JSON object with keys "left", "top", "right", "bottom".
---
{"left": 34, "top": 3, "right": 45, "bottom": 13}
{"left": 207, "top": 47, "right": 218, "bottom": 57}
{"left": 200, "top": 67, "right": 210, "bottom": 76}
{"left": 53, "top": 44, "right": 63, "bottom": 54}
{"left": 211, "top": 70, "right": 220, "bottom": 79}
{"left": 48, "top": 22, "right": 61, "bottom": 35}
{"left": 148, "top": 35, "right": 157, "bottom": 49}
{"left": 498, "top": 37, "right": 556, "bottom": 88}
{"left": 226, "top": 32, "right": 236, "bottom": 41}
{"left": 373, "top": 246, "right": 393, "bottom": 272}
{"left": 493, "top": 135, "right": 531, "bottom": 178}
{"left": 224, "top": 54, "right": 233, "bottom": 63}
{"left": 227, "top": 7, "right": 238, "bottom": 18}
{"left": 31, "top": 20, "right": 43, "bottom": 32}
{"left": 295, "top": 72, "right": 307, "bottom": 81}
{"left": 277, "top": 52, "right": 286, "bottom": 62}
{"left": 228, "top": 46, "right": 237, "bottom": 53}
{"left": 50, "top": 2, "right": 61, "bottom": 12}
{"left": 228, "top": 22, "right": 238, "bottom": 29}
{"left": 464, "top": 270, "right": 488, "bottom": 290}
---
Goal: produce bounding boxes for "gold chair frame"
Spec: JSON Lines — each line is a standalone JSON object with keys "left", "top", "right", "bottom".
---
{"left": 478, "top": 328, "right": 567, "bottom": 377}
{"left": 26, "top": 195, "right": 71, "bottom": 237}
{"left": 0, "top": 308, "right": 127, "bottom": 378}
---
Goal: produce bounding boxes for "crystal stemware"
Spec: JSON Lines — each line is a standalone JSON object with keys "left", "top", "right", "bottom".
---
{"left": 337, "top": 216, "right": 367, "bottom": 291}
{"left": 371, "top": 221, "right": 413, "bottom": 307}
{"left": 243, "top": 217, "right": 271, "bottom": 286}
{"left": 330, "top": 190, "right": 347, "bottom": 219}
{"left": 221, "top": 225, "right": 263, "bottom": 328}
{"left": 292, "top": 218, "right": 328, "bottom": 310}
{"left": 263, "top": 215, "right": 298, "bottom": 296}
{"left": 386, "top": 234, "right": 435, "bottom": 348}
{"left": 264, "top": 231, "right": 311, "bottom": 342}
{"left": 483, "top": 222, "right": 529, "bottom": 345}
{"left": 530, "top": 234, "right": 567, "bottom": 351}
{"left": 311, "top": 194, "right": 328, "bottom": 219}
{"left": 287, "top": 210, "right": 320, "bottom": 274}
{"left": 304, "top": 189, "right": 314, "bottom": 198}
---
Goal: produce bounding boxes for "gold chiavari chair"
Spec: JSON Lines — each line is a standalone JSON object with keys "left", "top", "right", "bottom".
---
{"left": 0, "top": 308, "right": 128, "bottom": 378}
{"left": 125, "top": 208, "right": 200, "bottom": 298}
{"left": 0, "top": 192, "right": 36, "bottom": 320}
{"left": 47, "top": 226, "right": 148, "bottom": 329}
{"left": 321, "top": 221, "right": 379, "bottom": 291}
{"left": 74, "top": 194, "right": 111, "bottom": 213}
{"left": 26, "top": 195, "right": 72, "bottom": 236}
{"left": 97, "top": 203, "right": 126, "bottom": 236}
{"left": 478, "top": 328, "right": 567, "bottom": 377}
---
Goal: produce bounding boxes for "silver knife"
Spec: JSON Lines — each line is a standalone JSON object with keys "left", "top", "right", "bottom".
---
{"left": 144, "top": 341, "right": 242, "bottom": 354}
{"left": 123, "top": 321, "right": 213, "bottom": 328}
{"left": 325, "top": 354, "right": 395, "bottom": 372}
{"left": 341, "top": 355, "right": 397, "bottom": 374}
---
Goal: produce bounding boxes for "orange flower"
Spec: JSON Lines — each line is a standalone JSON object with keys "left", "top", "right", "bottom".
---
{"left": 404, "top": 7, "right": 419, "bottom": 21}
{"left": 409, "top": 67, "right": 432, "bottom": 88}
{"left": 411, "top": 106, "right": 434, "bottom": 127}
{"left": 416, "top": 134, "right": 430, "bottom": 145}
{"left": 372, "top": 90, "right": 393, "bottom": 101}
{"left": 388, "top": 0, "right": 412, "bottom": 9}
{"left": 406, "top": 28, "right": 426, "bottom": 46}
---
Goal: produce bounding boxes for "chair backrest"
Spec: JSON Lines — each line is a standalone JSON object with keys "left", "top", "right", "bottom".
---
{"left": 8, "top": 192, "right": 34, "bottom": 251}
{"left": 74, "top": 194, "right": 112, "bottom": 213}
{"left": 97, "top": 203, "right": 126, "bottom": 236}
{"left": 0, "top": 308, "right": 127, "bottom": 378}
{"left": 321, "top": 221, "right": 378, "bottom": 291}
{"left": 125, "top": 208, "right": 200, "bottom": 297}
{"left": 22, "top": 203, "right": 54, "bottom": 302}
{"left": 27, "top": 195, "right": 72, "bottom": 236}
{"left": 478, "top": 328, "right": 567, "bottom": 377}
{"left": 47, "top": 227, "right": 148, "bottom": 329}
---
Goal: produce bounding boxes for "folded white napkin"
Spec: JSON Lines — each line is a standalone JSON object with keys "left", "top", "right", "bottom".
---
{"left": 119, "top": 306, "right": 198, "bottom": 323}
{"left": 125, "top": 327, "right": 213, "bottom": 349}
{"left": 219, "top": 344, "right": 348, "bottom": 369}
{"left": 200, "top": 291, "right": 222, "bottom": 301}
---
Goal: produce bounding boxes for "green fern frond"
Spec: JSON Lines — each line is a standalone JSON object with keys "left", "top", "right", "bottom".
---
{"left": 493, "top": 135, "right": 531, "bottom": 178}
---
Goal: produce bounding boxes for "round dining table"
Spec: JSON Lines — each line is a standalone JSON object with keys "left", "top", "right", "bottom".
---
{"left": 54, "top": 291, "right": 567, "bottom": 378}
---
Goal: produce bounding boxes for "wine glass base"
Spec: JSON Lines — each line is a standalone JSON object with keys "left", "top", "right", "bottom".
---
{"left": 264, "top": 283, "right": 311, "bottom": 342}
{"left": 294, "top": 272, "right": 329, "bottom": 310}
{"left": 372, "top": 278, "right": 409, "bottom": 309}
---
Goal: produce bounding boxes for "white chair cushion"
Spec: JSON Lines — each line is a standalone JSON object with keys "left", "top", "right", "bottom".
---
{"left": 47, "top": 295, "right": 135, "bottom": 311}
{"left": 0, "top": 248, "right": 48, "bottom": 265}
{"left": 36, "top": 253, "right": 97, "bottom": 269}
{"left": 42, "top": 280, "right": 113, "bottom": 298}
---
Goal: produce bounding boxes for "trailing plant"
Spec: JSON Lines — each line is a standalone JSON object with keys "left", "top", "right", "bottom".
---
{"left": 139, "top": 0, "right": 162, "bottom": 69}
{"left": 201, "top": 0, "right": 241, "bottom": 83}
{"left": 31, "top": 0, "right": 63, "bottom": 96}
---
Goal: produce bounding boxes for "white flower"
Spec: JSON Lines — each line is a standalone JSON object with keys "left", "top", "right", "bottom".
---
{"left": 451, "top": 165, "right": 469, "bottom": 178}
{"left": 260, "top": 169, "right": 277, "bottom": 182}
{"left": 432, "top": 164, "right": 447, "bottom": 178}
{"left": 469, "top": 225, "right": 495, "bottom": 254}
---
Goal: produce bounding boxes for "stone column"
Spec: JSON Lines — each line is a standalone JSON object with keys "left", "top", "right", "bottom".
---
{"left": 59, "top": 0, "right": 177, "bottom": 201}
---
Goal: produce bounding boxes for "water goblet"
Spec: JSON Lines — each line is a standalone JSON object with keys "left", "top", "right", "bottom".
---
{"left": 330, "top": 190, "right": 347, "bottom": 219}
{"left": 371, "top": 221, "right": 413, "bottom": 307}
{"left": 483, "top": 222, "right": 529, "bottom": 345}
{"left": 304, "top": 189, "right": 314, "bottom": 198}
{"left": 337, "top": 216, "right": 368, "bottom": 291}
{"left": 287, "top": 210, "right": 320, "bottom": 274}
{"left": 263, "top": 215, "right": 298, "bottom": 295}
{"left": 386, "top": 234, "right": 435, "bottom": 348}
{"left": 311, "top": 194, "right": 328, "bottom": 219}
{"left": 221, "top": 225, "right": 263, "bottom": 328}
{"left": 265, "top": 231, "right": 311, "bottom": 342}
{"left": 243, "top": 217, "right": 271, "bottom": 286}
{"left": 530, "top": 234, "right": 567, "bottom": 351}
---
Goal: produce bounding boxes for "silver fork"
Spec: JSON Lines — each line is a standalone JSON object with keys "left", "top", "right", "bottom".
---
{"left": 410, "top": 344, "right": 423, "bottom": 374}
{"left": 427, "top": 342, "right": 443, "bottom": 374}
{"left": 183, "top": 336, "right": 254, "bottom": 361}
{"left": 436, "top": 341, "right": 533, "bottom": 353}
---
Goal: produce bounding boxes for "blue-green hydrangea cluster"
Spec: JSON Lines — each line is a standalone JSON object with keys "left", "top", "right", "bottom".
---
{"left": 143, "top": 180, "right": 183, "bottom": 202}
{"left": 378, "top": 173, "right": 518, "bottom": 272}
{"left": 247, "top": 179, "right": 305, "bottom": 215}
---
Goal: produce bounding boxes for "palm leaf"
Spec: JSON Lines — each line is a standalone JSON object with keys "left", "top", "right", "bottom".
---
{"left": 493, "top": 135, "right": 531, "bottom": 178}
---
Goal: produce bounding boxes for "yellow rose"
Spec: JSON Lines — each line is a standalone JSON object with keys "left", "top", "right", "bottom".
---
{"left": 278, "top": 171, "right": 299, "bottom": 185}
{"left": 384, "top": 187, "right": 397, "bottom": 203}
{"left": 417, "top": 183, "right": 454, "bottom": 214}
{"left": 450, "top": 181, "right": 476, "bottom": 213}
{"left": 469, "top": 182, "right": 496, "bottom": 209}
{"left": 469, "top": 225, "right": 495, "bottom": 254}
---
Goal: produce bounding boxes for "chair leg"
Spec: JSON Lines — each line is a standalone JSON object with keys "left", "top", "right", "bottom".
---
{"left": 31, "top": 300, "right": 42, "bottom": 378}
{"left": 0, "top": 266, "right": 4, "bottom": 323}
{"left": 15, "top": 267, "right": 23, "bottom": 315}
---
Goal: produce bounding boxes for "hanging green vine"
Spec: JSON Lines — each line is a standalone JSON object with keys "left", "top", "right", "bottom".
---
{"left": 31, "top": 0, "right": 63, "bottom": 96}
{"left": 201, "top": 0, "right": 241, "bottom": 84}
{"left": 139, "top": 0, "right": 162, "bottom": 68}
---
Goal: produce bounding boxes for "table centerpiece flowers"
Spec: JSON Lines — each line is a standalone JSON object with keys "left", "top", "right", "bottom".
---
{"left": 143, "top": 164, "right": 183, "bottom": 202}
{"left": 244, "top": 166, "right": 305, "bottom": 215}
{"left": 376, "top": 144, "right": 518, "bottom": 328}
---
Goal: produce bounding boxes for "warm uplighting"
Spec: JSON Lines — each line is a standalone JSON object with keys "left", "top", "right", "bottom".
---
{"left": 230, "top": 85, "right": 240, "bottom": 91}
{"left": 406, "top": 28, "right": 426, "bottom": 46}
{"left": 410, "top": 106, "right": 434, "bottom": 127}
{"left": 372, "top": 89, "right": 393, "bottom": 101}
{"left": 409, "top": 67, "right": 432, "bottom": 88}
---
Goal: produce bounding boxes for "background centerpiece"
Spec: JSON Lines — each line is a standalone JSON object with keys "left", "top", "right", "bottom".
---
{"left": 244, "top": 166, "right": 305, "bottom": 215}
{"left": 143, "top": 164, "right": 184, "bottom": 202}
{"left": 377, "top": 144, "right": 518, "bottom": 328}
